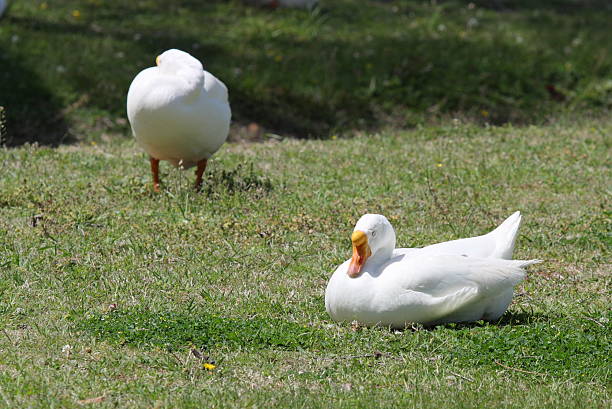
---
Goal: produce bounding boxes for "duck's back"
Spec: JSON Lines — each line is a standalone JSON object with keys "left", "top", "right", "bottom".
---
{"left": 396, "top": 212, "right": 523, "bottom": 260}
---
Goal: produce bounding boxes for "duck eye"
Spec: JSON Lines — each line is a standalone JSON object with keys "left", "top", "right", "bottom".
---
{"left": 371, "top": 231, "right": 377, "bottom": 238}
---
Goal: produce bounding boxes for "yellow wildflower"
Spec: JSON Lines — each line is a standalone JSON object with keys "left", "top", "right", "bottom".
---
{"left": 481, "top": 110, "right": 489, "bottom": 118}
{"left": 203, "top": 363, "right": 216, "bottom": 371}
{"left": 436, "top": 163, "right": 443, "bottom": 168}
{"left": 72, "top": 10, "right": 81, "bottom": 18}
{"left": 40, "top": 2, "right": 48, "bottom": 10}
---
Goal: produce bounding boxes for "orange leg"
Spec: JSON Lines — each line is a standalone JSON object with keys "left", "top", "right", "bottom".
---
{"left": 150, "top": 157, "right": 160, "bottom": 192}
{"left": 194, "top": 159, "right": 208, "bottom": 191}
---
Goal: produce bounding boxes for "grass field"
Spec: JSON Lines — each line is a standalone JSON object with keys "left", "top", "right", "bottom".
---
{"left": 0, "top": 0, "right": 611, "bottom": 407}
{"left": 0, "top": 118, "right": 610, "bottom": 408}
{"left": 1, "top": 0, "right": 611, "bottom": 144}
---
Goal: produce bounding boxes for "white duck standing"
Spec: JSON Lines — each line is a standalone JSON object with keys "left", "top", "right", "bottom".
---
{"left": 325, "top": 212, "right": 540, "bottom": 328}
{"left": 127, "top": 49, "right": 231, "bottom": 191}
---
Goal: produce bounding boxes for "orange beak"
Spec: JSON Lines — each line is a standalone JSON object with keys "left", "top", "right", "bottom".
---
{"left": 347, "top": 230, "right": 371, "bottom": 278}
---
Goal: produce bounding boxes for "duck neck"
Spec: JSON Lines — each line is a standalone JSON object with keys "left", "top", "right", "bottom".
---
{"left": 368, "top": 245, "right": 394, "bottom": 267}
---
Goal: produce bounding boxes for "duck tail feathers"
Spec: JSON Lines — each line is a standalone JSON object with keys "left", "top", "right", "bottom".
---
{"left": 477, "top": 258, "right": 540, "bottom": 289}
{"left": 513, "top": 259, "right": 543, "bottom": 268}
{"left": 488, "top": 211, "right": 522, "bottom": 259}
{"left": 500, "top": 258, "right": 541, "bottom": 286}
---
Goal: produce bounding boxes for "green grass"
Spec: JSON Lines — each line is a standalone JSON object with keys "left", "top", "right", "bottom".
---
{"left": 78, "top": 308, "right": 610, "bottom": 381}
{"left": 1, "top": 0, "right": 611, "bottom": 144}
{"left": 77, "top": 309, "right": 331, "bottom": 351}
{"left": 0, "top": 1, "right": 610, "bottom": 407}
{"left": 0, "top": 119, "right": 610, "bottom": 408}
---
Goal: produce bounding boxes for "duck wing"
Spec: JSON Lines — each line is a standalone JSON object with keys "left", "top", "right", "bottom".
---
{"left": 203, "top": 71, "right": 229, "bottom": 103}
{"left": 386, "top": 254, "right": 540, "bottom": 324}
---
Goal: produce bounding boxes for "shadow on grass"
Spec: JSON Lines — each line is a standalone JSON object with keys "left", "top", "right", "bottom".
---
{"left": 371, "top": 310, "right": 551, "bottom": 333}
{"left": 2, "top": 12, "right": 220, "bottom": 146}
{"left": 0, "top": 44, "right": 73, "bottom": 146}
{"left": 494, "top": 310, "right": 550, "bottom": 326}
{"left": 438, "top": 310, "right": 552, "bottom": 330}
{"left": 2, "top": 0, "right": 611, "bottom": 144}
{"left": 203, "top": 162, "right": 273, "bottom": 198}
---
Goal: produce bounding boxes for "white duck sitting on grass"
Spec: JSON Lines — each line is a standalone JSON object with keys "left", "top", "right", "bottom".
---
{"left": 325, "top": 212, "right": 540, "bottom": 328}
{"left": 127, "top": 49, "right": 231, "bottom": 191}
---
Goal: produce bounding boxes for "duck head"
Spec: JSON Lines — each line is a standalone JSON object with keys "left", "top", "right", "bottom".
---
{"left": 347, "top": 214, "right": 396, "bottom": 278}
{"left": 155, "top": 49, "right": 203, "bottom": 74}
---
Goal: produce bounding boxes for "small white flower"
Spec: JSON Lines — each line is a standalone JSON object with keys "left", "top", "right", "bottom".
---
{"left": 62, "top": 344, "right": 72, "bottom": 357}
